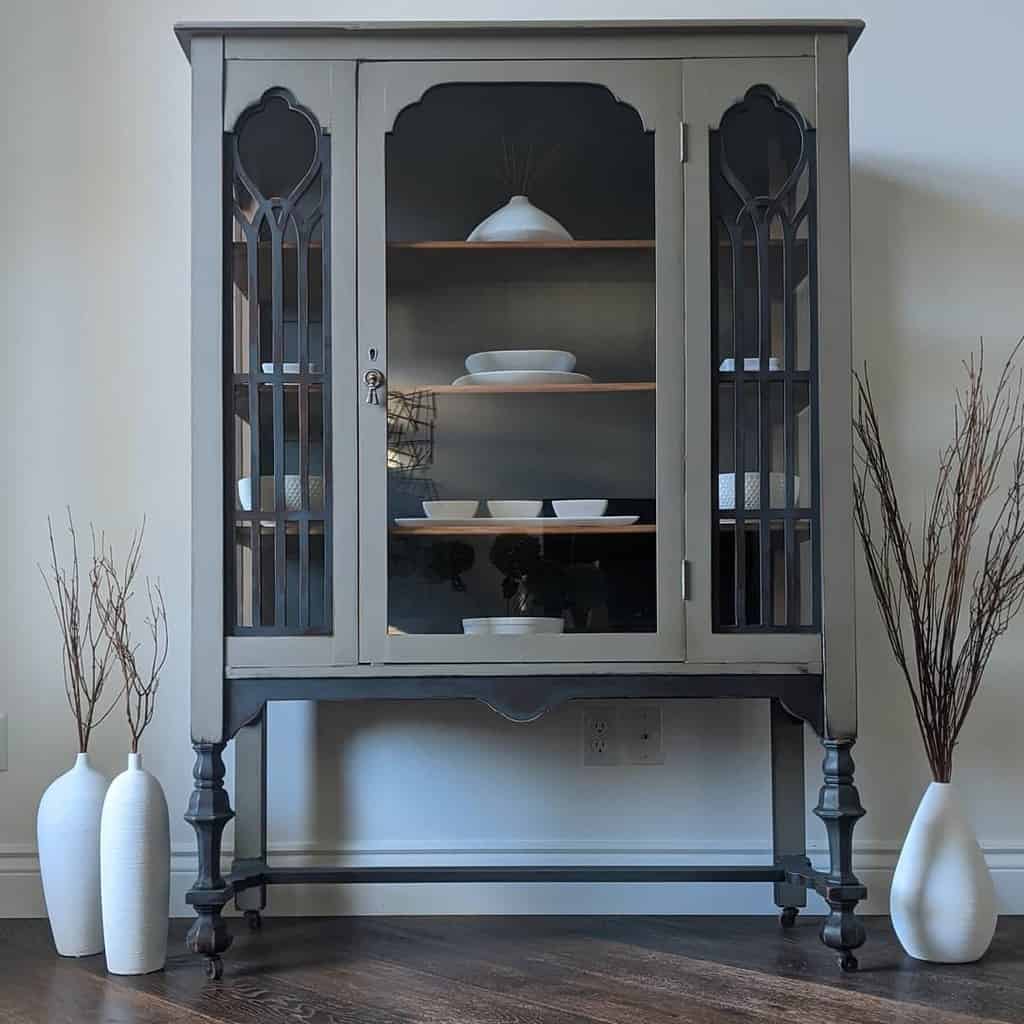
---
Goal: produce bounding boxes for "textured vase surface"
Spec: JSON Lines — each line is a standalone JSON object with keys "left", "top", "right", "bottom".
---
{"left": 466, "top": 195, "right": 572, "bottom": 242}
{"left": 891, "top": 782, "right": 997, "bottom": 963}
{"left": 37, "top": 752, "right": 108, "bottom": 956}
{"left": 100, "top": 753, "right": 170, "bottom": 975}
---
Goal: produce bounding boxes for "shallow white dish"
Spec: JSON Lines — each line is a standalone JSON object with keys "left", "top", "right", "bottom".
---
{"left": 394, "top": 515, "right": 639, "bottom": 528}
{"left": 238, "top": 475, "right": 324, "bottom": 512}
{"left": 719, "top": 357, "right": 782, "bottom": 372}
{"left": 465, "top": 350, "right": 576, "bottom": 374}
{"left": 486, "top": 500, "right": 543, "bottom": 518}
{"left": 452, "top": 371, "right": 593, "bottom": 387}
{"left": 462, "top": 616, "right": 565, "bottom": 636}
{"left": 718, "top": 472, "right": 800, "bottom": 510}
{"left": 553, "top": 499, "right": 608, "bottom": 518}
{"left": 260, "top": 362, "right": 316, "bottom": 374}
{"left": 423, "top": 500, "right": 479, "bottom": 519}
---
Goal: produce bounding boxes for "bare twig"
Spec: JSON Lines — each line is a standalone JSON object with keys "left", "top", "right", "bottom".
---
{"left": 854, "top": 339, "right": 1024, "bottom": 781}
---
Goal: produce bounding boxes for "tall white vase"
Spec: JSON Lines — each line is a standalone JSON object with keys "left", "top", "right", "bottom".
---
{"left": 890, "top": 782, "right": 997, "bottom": 963}
{"left": 100, "top": 753, "right": 170, "bottom": 975}
{"left": 37, "top": 752, "right": 108, "bottom": 956}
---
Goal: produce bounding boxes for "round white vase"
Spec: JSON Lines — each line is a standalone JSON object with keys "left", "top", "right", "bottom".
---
{"left": 466, "top": 195, "right": 573, "bottom": 242}
{"left": 37, "top": 752, "right": 108, "bottom": 956}
{"left": 100, "top": 753, "right": 170, "bottom": 975}
{"left": 890, "top": 781, "right": 997, "bottom": 963}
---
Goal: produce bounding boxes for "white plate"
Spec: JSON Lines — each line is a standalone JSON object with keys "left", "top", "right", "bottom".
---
{"left": 465, "top": 350, "right": 576, "bottom": 374}
{"left": 462, "top": 616, "right": 565, "bottom": 636}
{"left": 451, "top": 371, "right": 593, "bottom": 387}
{"left": 394, "top": 515, "right": 639, "bottom": 528}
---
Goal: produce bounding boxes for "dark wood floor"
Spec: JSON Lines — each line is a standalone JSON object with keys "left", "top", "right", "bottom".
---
{"left": 2, "top": 915, "right": 1023, "bottom": 1023}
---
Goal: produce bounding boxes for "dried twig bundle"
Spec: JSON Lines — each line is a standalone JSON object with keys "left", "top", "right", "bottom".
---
{"left": 39, "top": 510, "right": 122, "bottom": 752}
{"left": 853, "top": 340, "right": 1024, "bottom": 781}
{"left": 97, "top": 521, "right": 168, "bottom": 754}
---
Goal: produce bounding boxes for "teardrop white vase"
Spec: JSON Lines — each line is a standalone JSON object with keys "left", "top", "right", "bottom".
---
{"left": 466, "top": 194, "right": 572, "bottom": 242}
{"left": 100, "top": 753, "right": 170, "bottom": 975}
{"left": 890, "top": 782, "right": 997, "bottom": 963}
{"left": 37, "top": 752, "right": 108, "bottom": 956}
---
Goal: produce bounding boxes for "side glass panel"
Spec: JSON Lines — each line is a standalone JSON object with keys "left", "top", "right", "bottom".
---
{"left": 710, "top": 86, "right": 819, "bottom": 633}
{"left": 383, "top": 83, "right": 657, "bottom": 639}
{"left": 226, "top": 89, "right": 332, "bottom": 636}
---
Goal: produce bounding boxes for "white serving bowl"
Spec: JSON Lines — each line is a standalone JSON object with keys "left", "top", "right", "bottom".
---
{"left": 423, "top": 500, "right": 479, "bottom": 519}
{"left": 238, "top": 475, "right": 324, "bottom": 512}
{"left": 485, "top": 500, "right": 543, "bottom": 519}
{"left": 718, "top": 472, "right": 800, "bottom": 510}
{"left": 465, "top": 350, "right": 576, "bottom": 374}
{"left": 462, "top": 616, "right": 564, "bottom": 636}
{"left": 552, "top": 499, "right": 608, "bottom": 519}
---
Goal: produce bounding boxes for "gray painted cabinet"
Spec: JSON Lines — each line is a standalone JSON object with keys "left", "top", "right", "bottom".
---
{"left": 178, "top": 20, "right": 867, "bottom": 980}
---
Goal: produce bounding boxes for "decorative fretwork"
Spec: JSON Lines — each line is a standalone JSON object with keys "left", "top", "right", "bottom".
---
{"left": 710, "top": 85, "right": 820, "bottom": 633}
{"left": 226, "top": 89, "right": 332, "bottom": 636}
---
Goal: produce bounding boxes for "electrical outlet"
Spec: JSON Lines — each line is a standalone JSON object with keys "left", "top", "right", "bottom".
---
{"left": 0, "top": 714, "right": 7, "bottom": 772}
{"left": 583, "top": 705, "right": 619, "bottom": 765}
{"left": 620, "top": 705, "right": 664, "bottom": 764}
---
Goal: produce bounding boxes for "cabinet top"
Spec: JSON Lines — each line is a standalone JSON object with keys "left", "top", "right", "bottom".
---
{"left": 174, "top": 19, "right": 864, "bottom": 59}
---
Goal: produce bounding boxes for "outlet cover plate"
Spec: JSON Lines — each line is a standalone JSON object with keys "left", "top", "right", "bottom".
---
{"left": 583, "top": 705, "right": 620, "bottom": 766}
{"left": 621, "top": 704, "right": 664, "bottom": 764}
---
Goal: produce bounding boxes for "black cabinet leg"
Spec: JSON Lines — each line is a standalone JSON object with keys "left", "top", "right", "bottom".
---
{"left": 814, "top": 738, "right": 867, "bottom": 970}
{"left": 770, "top": 700, "right": 808, "bottom": 923}
{"left": 185, "top": 741, "right": 235, "bottom": 979}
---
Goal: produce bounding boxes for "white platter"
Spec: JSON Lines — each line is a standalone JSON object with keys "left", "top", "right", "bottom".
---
{"left": 394, "top": 515, "right": 639, "bottom": 528}
{"left": 451, "top": 370, "right": 593, "bottom": 387}
{"left": 465, "top": 350, "right": 576, "bottom": 374}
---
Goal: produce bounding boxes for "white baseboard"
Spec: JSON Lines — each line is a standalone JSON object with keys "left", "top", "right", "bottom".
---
{"left": 4, "top": 839, "right": 1024, "bottom": 919}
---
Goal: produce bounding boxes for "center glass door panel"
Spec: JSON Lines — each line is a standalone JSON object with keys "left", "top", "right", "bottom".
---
{"left": 358, "top": 62, "right": 683, "bottom": 664}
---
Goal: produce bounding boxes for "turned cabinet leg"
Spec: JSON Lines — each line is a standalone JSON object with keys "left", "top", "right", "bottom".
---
{"left": 185, "top": 741, "right": 235, "bottom": 978}
{"left": 233, "top": 711, "right": 268, "bottom": 920}
{"left": 814, "top": 738, "right": 867, "bottom": 971}
{"left": 770, "top": 700, "right": 808, "bottom": 925}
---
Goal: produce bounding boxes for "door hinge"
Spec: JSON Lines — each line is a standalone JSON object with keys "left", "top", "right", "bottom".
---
{"left": 681, "top": 560, "right": 689, "bottom": 600}
{"left": 679, "top": 122, "right": 688, "bottom": 163}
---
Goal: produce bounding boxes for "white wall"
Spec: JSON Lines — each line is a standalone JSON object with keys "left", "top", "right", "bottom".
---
{"left": 3, "top": 0, "right": 1023, "bottom": 918}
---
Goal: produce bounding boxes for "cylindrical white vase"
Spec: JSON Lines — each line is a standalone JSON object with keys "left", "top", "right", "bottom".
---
{"left": 100, "top": 753, "right": 170, "bottom": 975}
{"left": 37, "top": 752, "right": 108, "bottom": 956}
{"left": 891, "top": 781, "right": 997, "bottom": 963}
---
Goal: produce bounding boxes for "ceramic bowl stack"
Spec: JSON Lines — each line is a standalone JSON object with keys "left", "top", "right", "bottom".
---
{"left": 452, "top": 350, "right": 592, "bottom": 387}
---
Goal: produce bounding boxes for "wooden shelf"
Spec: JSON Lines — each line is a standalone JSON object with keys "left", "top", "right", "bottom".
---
{"left": 391, "top": 523, "right": 655, "bottom": 537}
{"left": 419, "top": 382, "right": 656, "bottom": 395}
{"left": 388, "top": 240, "right": 654, "bottom": 251}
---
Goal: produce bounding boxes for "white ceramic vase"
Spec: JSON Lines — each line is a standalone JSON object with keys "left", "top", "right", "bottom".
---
{"left": 466, "top": 194, "right": 572, "bottom": 242}
{"left": 890, "top": 782, "right": 997, "bottom": 963}
{"left": 100, "top": 753, "right": 170, "bottom": 975}
{"left": 37, "top": 752, "right": 108, "bottom": 956}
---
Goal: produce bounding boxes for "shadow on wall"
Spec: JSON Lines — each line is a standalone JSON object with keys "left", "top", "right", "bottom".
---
{"left": 850, "top": 159, "right": 1024, "bottom": 837}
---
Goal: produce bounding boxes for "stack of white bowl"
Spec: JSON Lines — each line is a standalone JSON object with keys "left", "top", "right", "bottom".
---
{"left": 452, "top": 350, "right": 592, "bottom": 387}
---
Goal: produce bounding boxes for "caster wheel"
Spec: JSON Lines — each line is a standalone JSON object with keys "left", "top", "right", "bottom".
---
{"left": 205, "top": 956, "right": 223, "bottom": 981}
{"left": 780, "top": 907, "right": 798, "bottom": 929}
{"left": 245, "top": 910, "right": 263, "bottom": 931}
{"left": 839, "top": 952, "right": 858, "bottom": 973}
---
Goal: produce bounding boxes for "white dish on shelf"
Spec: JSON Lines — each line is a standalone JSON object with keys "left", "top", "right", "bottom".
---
{"left": 552, "top": 499, "right": 608, "bottom": 518}
{"left": 452, "top": 371, "right": 593, "bottom": 387}
{"left": 465, "top": 350, "right": 576, "bottom": 374}
{"left": 423, "top": 500, "right": 480, "bottom": 519}
{"left": 462, "top": 616, "right": 565, "bottom": 636}
{"left": 238, "top": 475, "right": 324, "bottom": 512}
{"left": 485, "top": 500, "right": 543, "bottom": 518}
{"left": 719, "top": 357, "right": 782, "bottom": 372}
{"left": 393, "top": 515, "right": 640, "bottom": 528}
{"left": 718, "top": 472, "right": 800, "bottom": 510}
{"left": 260, "top": 362, "right": 317, "bottom": 374}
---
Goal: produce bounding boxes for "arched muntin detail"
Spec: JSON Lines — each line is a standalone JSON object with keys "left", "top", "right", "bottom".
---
{"left": 710, "top": 83, "right": 821, "bottom": 636}
{"left": 226, "top": 87, "right": 333, "bottom": 637}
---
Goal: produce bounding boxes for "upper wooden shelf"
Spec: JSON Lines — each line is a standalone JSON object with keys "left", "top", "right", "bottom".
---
{"left": 388, "top": 240, "right": 655, "bottom": 251}
{"left": 420, "top": 382, "right": 655, "bottom": 395}
{"left": 391, "top": 522, "right": 656, "bottom": 537}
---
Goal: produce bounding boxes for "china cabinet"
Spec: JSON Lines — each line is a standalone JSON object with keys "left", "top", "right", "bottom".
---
{"left": 178, "top": 18, "right": 866, "bottom": 980}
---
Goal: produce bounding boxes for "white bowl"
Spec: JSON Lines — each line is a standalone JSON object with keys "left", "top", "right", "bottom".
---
{"left": 485, "top": 500, "right": 543, "bottom": 519}
{"left": 465, "top": 350, "right": 576, "bottom": 374}
{"left": 552, "top": 499, "right": 608, "bottom": 519}
{"left": 423, "top": 500, "right": 479, "bottom": 519}
{"left": 260, "top": 362, "right": 316, "bottom": 374}
{"left": 238, "top": 475, "right": 324, "bottom": 512}
{"left": 462, "top": 617, "right": 564, "bottom": 636}
{"left": 718, "top": 472, "right": 800, "bottom": 510}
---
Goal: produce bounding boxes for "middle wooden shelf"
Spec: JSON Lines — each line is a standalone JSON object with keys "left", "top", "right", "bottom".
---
{"left": 390, "top": 522, "right": 656, "bottom": 536}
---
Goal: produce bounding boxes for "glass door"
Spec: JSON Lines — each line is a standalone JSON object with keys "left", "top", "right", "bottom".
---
{"left": 358, "top": 62, "right": 683, "bottom": 664}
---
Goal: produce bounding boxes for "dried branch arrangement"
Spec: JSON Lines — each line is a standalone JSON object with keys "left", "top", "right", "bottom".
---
{"left": 499, "top": 136, "right": 564, "bottom": 196}
{"left": 96, "top": 521, "right": 169, "bottom": 755}
{"left": 39, "top": 511, "right": 122, "bottom": 752}
{"left": 853, "top": 340, "right": 1024, "bottom": 782}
